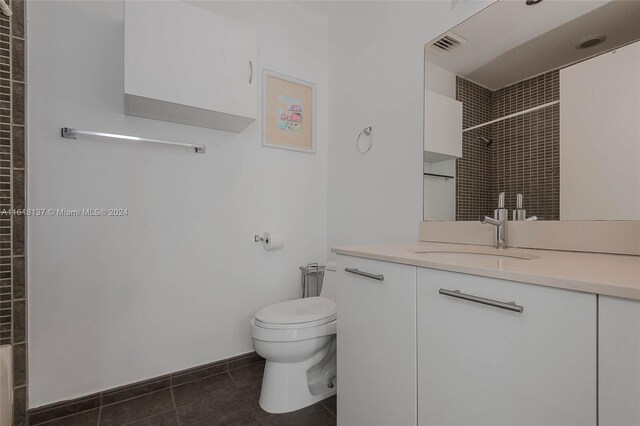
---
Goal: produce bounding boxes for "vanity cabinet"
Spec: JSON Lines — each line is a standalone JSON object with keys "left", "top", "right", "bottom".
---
{"left": 599, "top": 296, "right": 640, "bottom": 426}
{"left": 417, "top": 267, "right": 597, "bottom": 425}
{"left": 335, "top": 254, "right": 600, "bottom": 425}
{"left": 336, "top": 256, "right": 417, "bottom": 426}
{"left": 124, "top": 1, "right": 258, "bottom": 132}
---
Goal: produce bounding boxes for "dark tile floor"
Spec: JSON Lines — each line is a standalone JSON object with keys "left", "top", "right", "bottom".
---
{"left": 37, "top": 362, "right": 337, "bottom": 426}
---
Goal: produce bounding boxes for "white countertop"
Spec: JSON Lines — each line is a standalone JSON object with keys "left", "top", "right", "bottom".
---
{"left": 332, "top": 242, "right": 640, "bottom": 300}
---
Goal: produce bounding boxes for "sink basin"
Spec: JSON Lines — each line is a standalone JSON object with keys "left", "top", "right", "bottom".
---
{"left": 407, "top": 247, "right": 540, "bottom": 261}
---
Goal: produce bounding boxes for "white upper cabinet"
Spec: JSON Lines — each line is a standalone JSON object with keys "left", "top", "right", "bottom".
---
{"left": 124, "top": 1, "right": 258, "bottom": 133}
{"left": 560, "top": 40, "right": 640, "bottom": 219}
{"left": 417, "top": 268, "right": 597, "bottom": 426}
{"left": 599, "top": 296, "right": 640, "bottom": 426}
{"left": 424, "top": 90, "right": 462, "bottom": 163}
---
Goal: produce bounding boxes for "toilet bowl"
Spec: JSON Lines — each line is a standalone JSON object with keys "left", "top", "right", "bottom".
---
{"left": 251, "top": 262, "right": 337, "bottom": 414}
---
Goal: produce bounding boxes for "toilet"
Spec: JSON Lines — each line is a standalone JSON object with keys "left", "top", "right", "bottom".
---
{"left": 251, "top": 262, "right": 337, "bottom": 413}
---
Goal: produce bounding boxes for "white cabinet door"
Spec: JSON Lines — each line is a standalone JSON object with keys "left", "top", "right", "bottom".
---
{"left": 599, "top": 296, "right": 640, "bottom": 426}
{"left": 336, "top": 255, "right": 417, "bottom": 426}
{"left": 417, "top": 268, "right": 596, "bottom": 426}
{"left": 424, "top": 90, "right": 462, "bottom": 163}
{"left": 124, "top": 1, "right": 257, "bottom": 132}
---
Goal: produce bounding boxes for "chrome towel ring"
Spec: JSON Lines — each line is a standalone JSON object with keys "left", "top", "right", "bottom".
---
{"left": 356, "top": 126, "right": 373, "bottom": 153}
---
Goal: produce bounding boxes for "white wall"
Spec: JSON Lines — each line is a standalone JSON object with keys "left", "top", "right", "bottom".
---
{"left": 425, "top": 61, "right": 457, "bottom": 98}
{"left": 326, "top": 1, "right": 492, "bottom": 254}
{"left": 27, "top": 0, "right": 328, "bottom": 407}
{"left": 424, "top": 62, "right": 458, "bottom": 220}
{"left": 424, "top": 160, "right": 456, "bottom": 221}
{"left": 560, "top": 40, "right": 640, "bottom": 220}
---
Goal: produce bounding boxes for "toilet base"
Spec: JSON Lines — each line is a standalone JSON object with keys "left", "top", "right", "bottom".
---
{"left": 258, "top": 337, "right": 337, "bottom": 414}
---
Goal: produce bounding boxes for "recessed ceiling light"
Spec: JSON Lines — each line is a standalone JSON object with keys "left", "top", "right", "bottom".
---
{"left": 576, "top": 35, "right": 607, "bottom": 49}
{"left": 526, "top": 0, "right": 543, "bottom": 5}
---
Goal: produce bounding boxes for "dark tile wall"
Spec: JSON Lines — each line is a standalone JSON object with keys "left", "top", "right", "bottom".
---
{"left": 0, "top": 0, "right": 12, "bottom": 349}
{"left": 0, "top": 0, "right": 27, "bottom": 424}
{"left": 456, "top": 70, "right": 560, "bottom": 220}
{"left": 492, "top": 71, "right": 560, "bottom": 220}
{"left": 456, "top": 77, "right": 494, "bottom": 221}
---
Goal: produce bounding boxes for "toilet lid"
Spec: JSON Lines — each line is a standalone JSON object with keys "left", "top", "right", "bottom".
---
{"left": 254, "top": 296, "right": 336, "bottom": 326}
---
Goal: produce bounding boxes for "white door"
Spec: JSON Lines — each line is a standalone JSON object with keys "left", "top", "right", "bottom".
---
{"left": 417, "top": 268, "right": 596, "bottom": 426}
{"left": 336, "top": 256, "right": 417, "bottom": 426}
{"left": 599, "top": 296, "right": 640, "bottom": 426}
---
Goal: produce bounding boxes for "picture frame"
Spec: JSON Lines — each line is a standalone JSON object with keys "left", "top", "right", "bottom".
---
{"left": 262, "top": 69, "right": 316, "bottom": 153}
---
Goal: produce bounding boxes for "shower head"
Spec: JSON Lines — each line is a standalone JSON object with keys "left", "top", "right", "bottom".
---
{"left": 478, "top": 136, "right": 493, "bottom": 147}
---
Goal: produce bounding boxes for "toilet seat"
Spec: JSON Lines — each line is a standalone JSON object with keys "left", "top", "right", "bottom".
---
{"left": 254, "top": 315, "right": 335, "bottom": 330}
{"left": 250, "top": 317, "right": 336, "bottom": 343}
{"left": 252, "top": 297, "right": 337, "bottom": 342}
{"left": 254, "top": 297, "right": 336, "bottom": 327}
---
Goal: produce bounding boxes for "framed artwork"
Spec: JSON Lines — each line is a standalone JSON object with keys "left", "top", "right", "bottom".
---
{"left": 262, "top": 69, "right": 316, "bottom": 153}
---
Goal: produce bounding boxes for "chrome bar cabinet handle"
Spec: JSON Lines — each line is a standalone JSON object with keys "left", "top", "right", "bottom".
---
{"left": 249, "top": 60, "right": 253, "bottom": 84}
{"left": 345, "top": 268, "right": 384, "bottom": 281}
{"left": 439, "top": 288, "right": 523, "bottom": 313}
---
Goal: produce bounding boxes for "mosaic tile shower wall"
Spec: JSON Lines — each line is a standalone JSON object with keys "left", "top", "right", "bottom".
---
{"left": 0, "top": 0, "right": 27, "bottom": 424}
{"left": 456, "top": 70, "right": 560, "bottom": 221}
{"left": 492, "top": 71, "right": 560, "bottom": 220}
{"left": 456, "top": 77, "right": 494, "bottom": 221}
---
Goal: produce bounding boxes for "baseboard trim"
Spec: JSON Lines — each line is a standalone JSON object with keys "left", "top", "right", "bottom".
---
{"left": 29, "top": 351, "right": 263, "bottom": 425}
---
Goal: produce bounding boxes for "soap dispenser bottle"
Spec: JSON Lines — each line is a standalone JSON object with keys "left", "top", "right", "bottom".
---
{"left": 513, "top": 193, "right": 526, "bottom": 221}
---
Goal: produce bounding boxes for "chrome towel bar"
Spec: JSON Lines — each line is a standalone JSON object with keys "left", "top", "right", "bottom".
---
{"left": 424, "top": 172, "right": 454, "bottom": 180}
{"left": 61, "top": 128, "right": 206, "bottom": 154}
{"left": 462, "top": 100, "right": 559, "bottom": 133}
{"left": 439, "top": 288, "right": 523, "bottom": 313}
{"left": 345, "top": 268, "right": 384, "bottom": 281}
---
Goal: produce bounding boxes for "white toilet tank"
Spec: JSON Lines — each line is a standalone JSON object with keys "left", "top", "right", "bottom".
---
{"left": 320, "top": 261, "right": 337, "bottom": 302}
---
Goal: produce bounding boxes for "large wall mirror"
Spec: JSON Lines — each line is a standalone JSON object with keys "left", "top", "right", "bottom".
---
{"left": 423, "top": 0, "right": 640, "bottom": 221}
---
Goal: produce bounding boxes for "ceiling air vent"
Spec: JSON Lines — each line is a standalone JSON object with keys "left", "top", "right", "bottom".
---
{"left": 426, "top": 32, "right": 467, "bottom": 56}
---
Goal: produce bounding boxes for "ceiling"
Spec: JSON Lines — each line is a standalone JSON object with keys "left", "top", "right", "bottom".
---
{"left": 426, "top": 0, "right": 640, "bottom": 90}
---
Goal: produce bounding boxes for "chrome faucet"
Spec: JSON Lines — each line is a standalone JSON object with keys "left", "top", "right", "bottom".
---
{"left": 479, "top": 192, "right": 508, "bottom": 249}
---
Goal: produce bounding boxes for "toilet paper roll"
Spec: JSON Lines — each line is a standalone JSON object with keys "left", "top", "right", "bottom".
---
{"left": 262, "top": 232, "right": 284, "bottom": 251}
